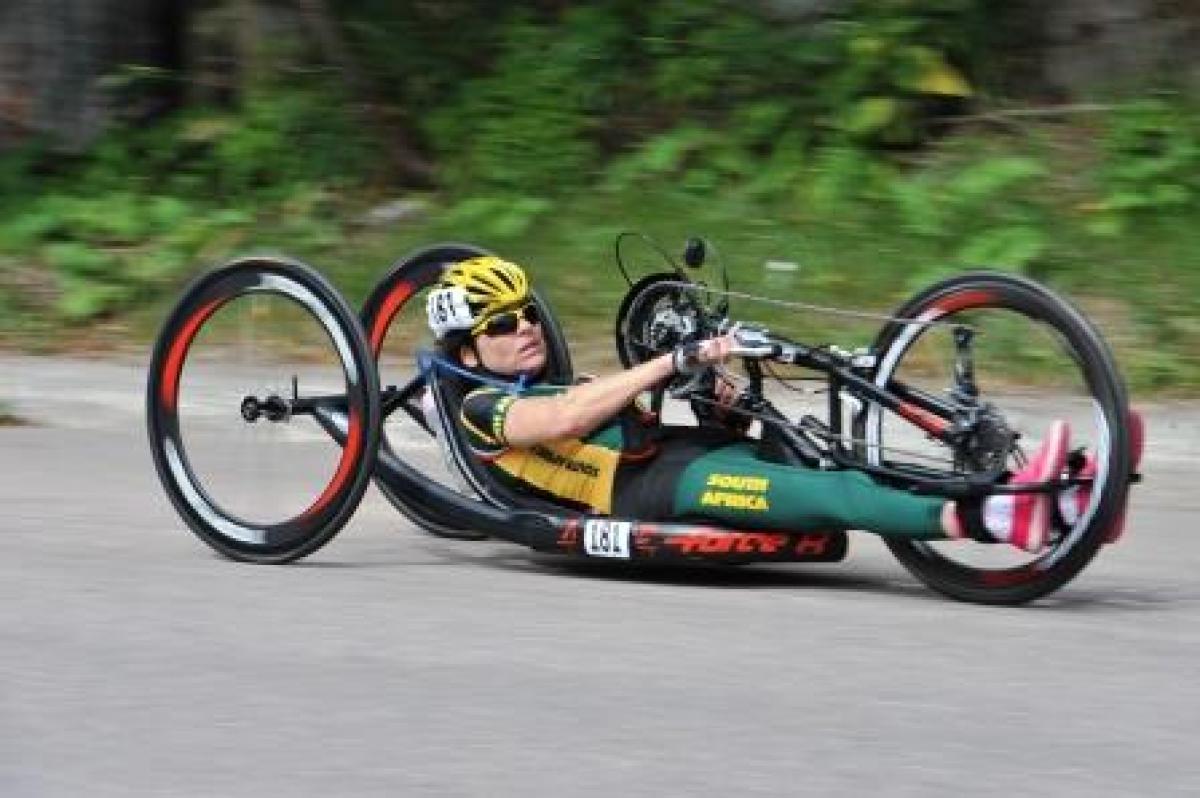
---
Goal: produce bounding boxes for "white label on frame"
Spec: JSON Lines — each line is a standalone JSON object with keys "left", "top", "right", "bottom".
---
{"left": 583, "top": 519, "right": 632, "bottom": 559}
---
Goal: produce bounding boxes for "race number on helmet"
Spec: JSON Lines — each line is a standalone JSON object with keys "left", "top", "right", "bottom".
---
{"left": 426, "top": 256, "right": 531, "bottom": 339}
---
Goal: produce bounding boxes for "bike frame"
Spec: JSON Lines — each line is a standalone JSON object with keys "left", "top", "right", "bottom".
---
{"left": 265, "top": 322, "right": 1079, "bottom": 571}
{"left": 287, "top": 386, "right": 850, "bottom": 565}
{"left": 683, "top": 331, "right": 1081, "bottom": 500}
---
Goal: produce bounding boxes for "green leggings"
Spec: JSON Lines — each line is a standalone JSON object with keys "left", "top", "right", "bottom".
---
{"left": 671, "top": 442, "right": 946, "bottom": 539}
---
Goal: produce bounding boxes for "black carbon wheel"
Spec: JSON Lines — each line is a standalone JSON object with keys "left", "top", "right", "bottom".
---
{"left": 146, "top": 256, "right": 380, "bottom": 563}
{"left": 857, "top": 272, "right": 1132, "bottom": 604}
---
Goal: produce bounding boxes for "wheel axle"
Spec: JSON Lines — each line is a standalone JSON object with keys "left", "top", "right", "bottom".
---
{"left": 240, "top": 394, "right": 291, "bottom": 423}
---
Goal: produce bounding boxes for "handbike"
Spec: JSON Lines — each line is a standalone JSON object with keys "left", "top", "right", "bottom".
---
{"left": 146, "top": 235, "right": 1138, "bottom": 604}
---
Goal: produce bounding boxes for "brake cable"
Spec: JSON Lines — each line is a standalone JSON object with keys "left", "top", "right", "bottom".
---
{"left": 647, "top": 279, "right": 977, "bottom": 331}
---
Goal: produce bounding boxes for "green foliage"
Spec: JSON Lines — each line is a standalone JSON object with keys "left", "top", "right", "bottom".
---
{"left": 1090, "top": 99, "right": 1200, "bottom": 236}
{"left": 0, "top": 191, "right": 252, "bottom": 321}
{"left": 820, "top": 0, "right": 977, "bottom": 144}
{"left": 888, "top": 152, "right": 1048, "bottom": 281}
{"left": 426, "top": 7, "right": 625, "bottom": 195}
{"left": 642, "top": 1, "right": 787, "bottom": 108}
{"left": 0, "top": 76, "right": 372, "bottom": 322}
{"left": 204, "top": 87, "right": 372, "bottom": 198}
{"left": 1, "top": 1, "right": 1198, "bottom": 388}
{"left": 442, "top": 195, "right": 553, "bottom": 240}
{"left": 801, "top": 142, "right": 898, "bottom": 210}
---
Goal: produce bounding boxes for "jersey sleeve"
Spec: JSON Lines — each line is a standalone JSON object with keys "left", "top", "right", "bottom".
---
{"left": 459, "top": 386, "right": 517, "bottom": 457}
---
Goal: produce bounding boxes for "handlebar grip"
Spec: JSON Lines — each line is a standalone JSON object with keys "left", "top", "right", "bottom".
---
{"left": 672, "top": 342, "right": 706, "bottom": 375}
{"left": 729, "top": 343, "right": 780, "bottom": 359}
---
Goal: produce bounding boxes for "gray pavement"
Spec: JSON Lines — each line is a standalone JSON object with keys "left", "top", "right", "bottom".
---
{"left": 1, "top": 353, "right": 1198, "bottom": 797}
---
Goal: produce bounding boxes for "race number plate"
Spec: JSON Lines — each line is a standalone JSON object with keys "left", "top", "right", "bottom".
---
{"left": 583, "top": 519, "right": 632, "bottom": 559}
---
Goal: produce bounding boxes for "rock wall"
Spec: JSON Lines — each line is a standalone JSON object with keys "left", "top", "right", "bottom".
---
{"left": 0, "top": 0, "right": 179, "bottom": 151}
{"left": 1, "top": 1, "right": 1198, "bottom": 152}
{"left": 1038, "top": 0, "right": 1200, "bottom": 97}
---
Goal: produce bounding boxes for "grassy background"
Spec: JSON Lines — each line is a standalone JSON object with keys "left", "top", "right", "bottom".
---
{"left": 2, "top": 2, "right": 1198, "bottom": 394}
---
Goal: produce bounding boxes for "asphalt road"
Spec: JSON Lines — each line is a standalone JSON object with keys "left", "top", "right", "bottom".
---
{"left": 2, "top": 354, "right": 1198, "bottom": 797}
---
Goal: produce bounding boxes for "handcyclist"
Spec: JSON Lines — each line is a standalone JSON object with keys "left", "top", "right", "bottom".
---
{"left": 426, "top": 256, "right": 1141, "bottom": 552}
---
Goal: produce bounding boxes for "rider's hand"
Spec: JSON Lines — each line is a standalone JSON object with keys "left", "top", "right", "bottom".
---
{"left": 673, "top": 334, "right": 737, "bottom": 375}
{"left": 698, "top": 333, "right": 737, "bottom": 367}
{"left": 714, "top": 369, "right": 742, "bottom": 408}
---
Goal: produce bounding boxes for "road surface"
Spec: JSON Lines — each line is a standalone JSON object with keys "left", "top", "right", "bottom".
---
{"left": 2, "top": 354, "right": 1197, "bottom": 796}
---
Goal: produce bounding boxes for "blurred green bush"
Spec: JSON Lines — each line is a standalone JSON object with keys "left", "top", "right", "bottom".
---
{"left": 0, "top": 0, "right": 1197, "bottom": 388}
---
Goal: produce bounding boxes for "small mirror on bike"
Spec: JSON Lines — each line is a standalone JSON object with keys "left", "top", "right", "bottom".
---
{"left": 683, "top": 237, "right": 706, "bottom": 269}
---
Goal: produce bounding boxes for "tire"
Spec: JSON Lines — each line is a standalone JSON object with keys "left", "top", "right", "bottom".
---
{"left": 360, "top": 244, "right": 573, "bottom": 540}
{"left": 146, "top": 256, "right": 380, "bottom": 563}
{"left": 857, "top": 271, "right": 1131, "bottom": 605}
{"left": 614, "top": 273, "right": 701, "bottom": 368}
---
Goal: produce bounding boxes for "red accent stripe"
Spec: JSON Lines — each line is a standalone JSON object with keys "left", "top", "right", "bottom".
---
{"left": 370, "top": 281, "right": 416, "bottom": 357}
{"left": 925, "top": 289, "right": 998, "bottom": 320}
{"left": 981, "top": 566, "right": 1038, "bottom": 587}
{"left": 898, "top": 402, "right": 950, "bottom": 436}
{"left": 302, "top": 405, "right": 363, "bottom": 520}
{"left": 619, "top": 444, "right": 660, "bottom": 463}
{"left": 160, "top": 298, "right": 223, "bottom": 412}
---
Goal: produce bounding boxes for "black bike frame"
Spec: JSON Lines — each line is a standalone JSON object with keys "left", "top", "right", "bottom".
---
{"left": 290, "top": 393, "right": 849, "bottom": 565}
{"left": 698, "top": 335, "right": 1079, "bottom": 499}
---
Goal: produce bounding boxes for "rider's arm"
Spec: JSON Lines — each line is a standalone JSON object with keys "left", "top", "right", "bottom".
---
{"left": 500, "top": 335, "right": 734, "bottom": 447}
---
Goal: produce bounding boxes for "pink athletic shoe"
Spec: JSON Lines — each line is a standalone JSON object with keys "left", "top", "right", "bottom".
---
{"left": 1058, "top": 410, "right": 1144, "bottom": 543}
{"left": 983, "top": 421, "right": 1071, "bottom": 553}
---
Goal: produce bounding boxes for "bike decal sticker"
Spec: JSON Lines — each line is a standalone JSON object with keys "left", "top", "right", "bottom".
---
{"left": 583, "top": 519, "right": 632, "bottom": 559}
{"left": 662, "top": 530, "right": 789, "bottom": 555}
{"left": 794, "top": 533, "right": 835, "bottom": 557}
{"left": 556, "top": 518, "right": 581, "bottom": 550}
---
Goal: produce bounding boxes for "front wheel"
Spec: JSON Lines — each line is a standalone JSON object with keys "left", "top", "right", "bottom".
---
{"left": 146, "top": 257, "right": 380, "bottom": 563}
{"left": 858, "top": 272, "right": 1131, "bottom": 604}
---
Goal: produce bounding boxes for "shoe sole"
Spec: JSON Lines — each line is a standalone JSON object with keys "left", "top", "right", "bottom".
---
{"left": 1014, "top": 421, "right": 1070, "bottom": 553}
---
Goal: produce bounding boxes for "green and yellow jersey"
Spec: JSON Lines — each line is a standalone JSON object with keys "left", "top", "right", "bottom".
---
{"left": 459, "top": 383, "right": 656, "bottom": 514}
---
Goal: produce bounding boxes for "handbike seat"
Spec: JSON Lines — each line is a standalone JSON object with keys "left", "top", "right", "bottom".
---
{"left": 424, "top": 367, "right": 584, "bottom": 516}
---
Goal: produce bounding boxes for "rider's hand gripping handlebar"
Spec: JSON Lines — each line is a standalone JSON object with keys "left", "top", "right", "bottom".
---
{"left": 724, "top": 322, "right": 780, "bottom": 359}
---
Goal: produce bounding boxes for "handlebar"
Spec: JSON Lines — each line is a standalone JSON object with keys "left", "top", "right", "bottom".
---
{"left": 706, "top": 321, "right": 878, "bottom": 373}
{"left": 725, "top": 323, "right": 781, "bottom": 359}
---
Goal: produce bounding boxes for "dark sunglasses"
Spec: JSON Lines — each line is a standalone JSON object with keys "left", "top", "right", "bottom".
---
{"left": 477, "top": 302, "right": 541, "bottom": 337}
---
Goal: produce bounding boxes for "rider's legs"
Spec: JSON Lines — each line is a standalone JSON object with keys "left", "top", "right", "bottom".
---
{"left": 617, "top": 422, "right": 1071, "bottom": 551}
{"left": 670, "top": 441, "right": 946, "bottom": 538}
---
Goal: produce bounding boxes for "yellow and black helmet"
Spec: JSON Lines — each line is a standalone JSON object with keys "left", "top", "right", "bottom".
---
{"left": 426, "top": 256, "right": 531, "bottom": 339}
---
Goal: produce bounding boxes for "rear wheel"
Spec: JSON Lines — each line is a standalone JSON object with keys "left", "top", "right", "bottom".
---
{"left": 146, "top": 257, "right": 380, "bottom": 563}
{"left": 858, "top": 272, "right": 1131, "bottom": 604}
